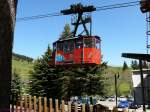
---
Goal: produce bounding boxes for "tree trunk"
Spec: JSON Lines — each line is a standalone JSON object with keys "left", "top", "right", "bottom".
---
{"left": 0, "top": 0, "right": 17, "bottom": 111}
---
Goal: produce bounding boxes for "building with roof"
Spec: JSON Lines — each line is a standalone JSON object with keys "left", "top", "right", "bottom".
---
{"left": 132, "top": 69, "right": 150, "bottom": 105}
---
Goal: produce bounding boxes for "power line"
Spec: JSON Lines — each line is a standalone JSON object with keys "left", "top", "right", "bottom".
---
{"left": 96, "top": 1, "right": 139, "bottom": 11}
{"left": 16, "top": 12, "right": 62, "bottom": 22}
{"left": 16, "top": 1, "right": 140, "bottom": 22}
{"left": 96, "top": 1, "right": 139, "bottom": 9}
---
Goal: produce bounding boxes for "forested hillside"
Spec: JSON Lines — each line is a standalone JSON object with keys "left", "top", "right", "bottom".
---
{"left": 104, "top": 66, "right": 132, "bottom": 96}
{"left": 12, "top": 53, "right": 133, "bottom": 96}
{"left": 12, "top": 53, "right": 33, "bottom": 62}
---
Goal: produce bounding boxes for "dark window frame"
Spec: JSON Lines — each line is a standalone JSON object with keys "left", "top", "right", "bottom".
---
{"left": 84, "top": 38, "right": 95, "bottom": 48}
{"left": 63, "top": 40, "right": 75, "bottom": 53}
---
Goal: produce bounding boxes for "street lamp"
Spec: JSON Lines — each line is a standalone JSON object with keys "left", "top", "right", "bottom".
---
{"left": 115, "top": 73, "right": 119, "bottom": 108}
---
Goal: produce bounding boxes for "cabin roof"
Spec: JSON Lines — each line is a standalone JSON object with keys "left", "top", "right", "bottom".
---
{"left": 53, "top": 35, "right": 101, "bottom": 44}
{"left": 122, "top": 53, "right": 150, "bottom": 62}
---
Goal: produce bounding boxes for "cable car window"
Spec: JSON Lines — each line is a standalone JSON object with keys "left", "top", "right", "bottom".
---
{"left": 84, "top": 38, "right": 94, "bottom": 48}
{"left": 75, "top": 39, "right": 83, "bottom": 48}
{"left": 57, "top": 42, "right": 63, "bottom": 51}
{"left": 96, "top": 39, "right": 100, "bottom": 49}
{"left": 63, "top": 40, "right": 74, "bottom": 53}
{"left": 53, "top": 43, "right": 56, "bottom": 51}
{"left": 63, "top": 41, "right": 68, "bottom": 53}
{"left": 69, "top": 40, "right": 74, "bottom": 52}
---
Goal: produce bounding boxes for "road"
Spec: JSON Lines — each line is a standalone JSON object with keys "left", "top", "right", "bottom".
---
{"left": 97, "top": 100, "right": 150, "bottom": 112}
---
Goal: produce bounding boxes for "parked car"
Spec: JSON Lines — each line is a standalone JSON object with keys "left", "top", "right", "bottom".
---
{"left": 127, "top": 97, "right": 134, "bottom": 102}
{"left": 108, "top": 96, "right": 115, "bottom": 102}
{"left": 118, "top": 101, "right": 129, "bottom": 108}
{"left": 108, "top": 98, "right": 115, "bottom": 102}
{"left": 85, "top": 99, "right": 90, "bottom": 105}
{"left": 119, "top": 96, "right": 127, "bottom": 101}
{"left": 99, "top": 97, "right": 106, "bottom": 101}
{"left": 129, "top": 102, "right": 141, "bottom": 109}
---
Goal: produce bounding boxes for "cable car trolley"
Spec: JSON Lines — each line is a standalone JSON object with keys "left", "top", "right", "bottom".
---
{"left": 140, "top": 0, "right": 150, "bottom": 13}
{"left": 51, "top": 4, "right": 101, "bottom": 66}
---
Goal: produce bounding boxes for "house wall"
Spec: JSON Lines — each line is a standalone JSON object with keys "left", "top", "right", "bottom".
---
{"left": 132, "top": 69, "right": 150, "bottom": 104}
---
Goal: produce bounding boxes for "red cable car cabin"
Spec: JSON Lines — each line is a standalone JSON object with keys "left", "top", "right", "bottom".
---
{"left": 52, "top": 36, "right": 101, "bottom": 66}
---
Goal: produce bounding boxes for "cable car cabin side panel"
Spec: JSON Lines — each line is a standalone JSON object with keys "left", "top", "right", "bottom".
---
{"left": 73, "top": 48, "right": 101, "bottom": 65}
{"left": 54, "top": 51, "right": 74, "bottom": 65}
{"left": 53, "top": 39, "right": 75, "bottom": 65}
{"left": 54, "top": 48, "right": 101, "bottom": 65}
{"left": 54, "top": 50, "right": 64, "bottom": 65}
{"left": 83, "top": 48, "right": 101, "bottom": 64}
{"left": 73, "top": 48, "right": 82, "bottom": 64}
{"left": 82, "top": 36, "right": 101, "bottom": 65}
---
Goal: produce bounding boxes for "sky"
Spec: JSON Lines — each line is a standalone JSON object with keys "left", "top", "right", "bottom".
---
{"left": 14, "top": 0, "right": 147, "bottom": 66}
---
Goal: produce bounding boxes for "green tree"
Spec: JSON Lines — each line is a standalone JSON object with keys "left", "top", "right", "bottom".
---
{"left": 29, "top": 45, "right": 63, "bottom": 99}
{"left": 59, "top": 24, "right": 71, "bottom": 40}
{"left": 118, "top": 82, "right": 130, "bottom": 96}
{"left": 131, "top": 60, "right": 148, "bottom": 69}
{"left": 142, "top": 61, "right": 148, "bottom": 69}
{"left": 11, "top": 69, "right": 22, "bottom": 104}
{"left": 61, "top": 63, "right": 108, "bottom": 100}
{"left": 29, "top": 45, "right": 107, "bottom": 101}
{"left": 131, "top": 60, "right": 134, "bottom": 69}
{"left": 122, "top": 61, "right": 128, "bottom": 71}
{"left": 131, "top": 60, "right": 139, "bottom": 70}
{"left": 60, "top": 69, "right": 76, "bottom": 100}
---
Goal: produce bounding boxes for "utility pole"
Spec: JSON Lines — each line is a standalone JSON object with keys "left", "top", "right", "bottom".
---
{"left": 115, "top": 73, "right": 119, "bottom": 108}
{"left": 139, "top": 59, "right": 146, "bottom": 112}
{"left": 0, "top": 0, "right": 18, "bottom": 111}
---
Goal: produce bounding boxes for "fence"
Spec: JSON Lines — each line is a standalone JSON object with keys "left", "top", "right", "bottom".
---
{"left": 10, "top": 95, "right": 127, "bottom": 112}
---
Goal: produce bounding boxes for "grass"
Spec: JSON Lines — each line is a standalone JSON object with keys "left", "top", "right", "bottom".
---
{"left": 104, "top": 66, "right": 132, "bottom": 96}
{"left": 118, "top": 82, "right": 131, "bottom": 96}
{"left": 12, "top": 59, "right": 33, "bottom": 93}
{"left": 12, "top": 59, "right": 33, "bottom": 80}
{"left": 106, "top": 66, "right": 123, "bottom": 74}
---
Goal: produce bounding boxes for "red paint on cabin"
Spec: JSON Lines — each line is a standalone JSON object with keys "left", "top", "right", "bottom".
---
{"left": 52, "top": 36, "right": 101, "bottom": 66}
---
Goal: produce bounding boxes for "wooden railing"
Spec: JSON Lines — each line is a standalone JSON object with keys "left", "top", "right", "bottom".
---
{"left": 10, "top": 95, "right": 128, "bottom": 112}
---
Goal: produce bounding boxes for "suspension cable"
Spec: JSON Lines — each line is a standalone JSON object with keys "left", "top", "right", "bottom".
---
{"left": 17, "top": 12, "right": 63, "bottom": 22}
{"left": 96, "top": 1, "right": 139, "bottom": 11}
{"left": 16, "top": 1, "right": 140, "bottom": 22}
